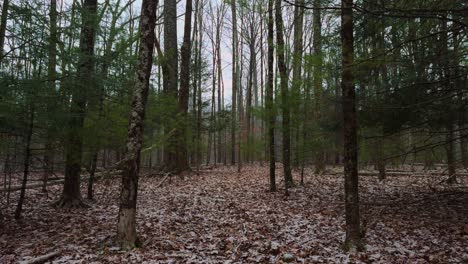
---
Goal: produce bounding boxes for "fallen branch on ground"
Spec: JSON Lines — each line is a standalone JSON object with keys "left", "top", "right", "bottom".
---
{"left": 19, "top": 251, "right": 60, "bottom": 264}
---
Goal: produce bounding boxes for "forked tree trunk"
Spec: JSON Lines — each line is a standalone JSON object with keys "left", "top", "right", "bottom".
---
{"left": 341, "top": 0, "right": 363, "bottom": 252}
{"left": 116, "top": 0, "right": 157, "bottom": 250}
{"left": 275, "top": 0, "right": 293, "bottom": 190}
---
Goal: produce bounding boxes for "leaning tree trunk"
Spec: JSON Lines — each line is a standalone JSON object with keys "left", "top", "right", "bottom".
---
{"left": 275, "top": 0, "right": 293, "bottom": 190}
{"left": 341, "top": 0, "right": 363, "bottom": 252}
{"left": 266, "top": 0, "right": 276, "bottom": 192}
{"left": 116, "top": 0, "right": 157, "bottom": 250}
{"left": 55, "top": 0, "right": 98, "bottom": 208}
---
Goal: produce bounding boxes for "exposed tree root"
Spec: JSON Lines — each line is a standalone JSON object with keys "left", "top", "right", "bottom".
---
{"left": 52, "top": 196, "right": 89, "bottom": 209}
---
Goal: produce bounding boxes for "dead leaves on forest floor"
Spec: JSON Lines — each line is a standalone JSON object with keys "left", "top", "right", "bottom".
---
{"left": 1, "top": 165, "right": 467, "bottom": 263}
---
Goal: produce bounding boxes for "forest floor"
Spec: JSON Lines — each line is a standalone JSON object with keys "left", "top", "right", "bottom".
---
{"left": 1, "top": 165, "right": 467, "bottom": 263}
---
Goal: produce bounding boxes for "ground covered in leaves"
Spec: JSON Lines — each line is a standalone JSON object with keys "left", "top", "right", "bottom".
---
{"left": 1, "top": 166, "right": 467, "bottom": 263}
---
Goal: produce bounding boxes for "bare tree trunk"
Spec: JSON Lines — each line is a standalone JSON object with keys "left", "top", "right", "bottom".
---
{"left": 341, "top": 0, "right": 363, "bottom": 252}
{"left": 446, "top": 123, "right": 457, "bottom": 183}
{"left": 216, "top": 7, "right": 224, "bottom": 165}
{"left": 55, "top": 0, "right": 98, "bottom": 208}
{"left": 14, "top": 106, "right": 34, "bottom": 219}
{"left": 116, "top": 0, "right": 157, "bottom": 250}
{"left": 196, "top": 1, "right": 204, "bottom": 169}
{"left": 275, "top": 0, "right": 293, "bottom": 190}
{"left": 313, "top": 0, "right": 326, "bottom": 175}
{"left": 246, "top": 34, "right": 254, "bottom": 164}
{"left": 190, "top": 0, "right": 200, "bottom": 167}
{"left": 0, "top": 0, "right": 9, "bottom": 65}
{"left": 163, "top": 0, "right": 178, "bottom": 171}
{"left": 230, "top": 0, "right": 238, "bottom": 165}
{"left": 267, "top": 0, "right": 276, "bottom": 192}
{"left": 43, "top": 0, "right": 58, "bottom": 193}
{"left": 291, "top": 0, "right": 304, "bottom": 170}
{"left": 177, "top": 0, "right": 193, "bottom": 172}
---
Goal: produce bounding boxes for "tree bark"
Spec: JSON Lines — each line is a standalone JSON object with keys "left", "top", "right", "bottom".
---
{"left": 291, "top": 0, "right": 304, "bottom": 169}
{"left": 14, "top": 106, "right": 34, "bottom": 219}
{"left": 196, "top": 1, "right": 204, "bottom": 168}
{"left": 55, "top": 0, "right": 98, "bottom": 208}
{"left": 267, "top": 0, "right": 276, "bottom": 192}
{"left": 163, "top": 0, "right": 178, "bottom": 171}
{"left": 43, "top": 0, "right": 58, "bottom": 193}
{"left": 177, "top": 0, "right": 193, "bottom": 172}
{"left": 313, "top": 0, "right": 325, "bottom": 175}
{"left": 341, "top": 0, "right": 363, "bottom": 252}
{"left": 116, "top": 0, "right": 157, "bottom": 250}
{"left": 275, "top": 0, "right": 293, "bottom": 190}
{"left": 0, "top": 0, "right": 9, "bottom": 65}
{"left": 230, "top": 0, "right": 238, "bottom": 165}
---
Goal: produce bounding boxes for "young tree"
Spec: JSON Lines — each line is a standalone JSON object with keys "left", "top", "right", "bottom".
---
{"left": 116, "top": 0, "right": 157, "bottom": 250}
{"left": 341, "top": 0, "right": 363, "bottom": 252}
{"left": 275, "top": 0, "right": 293, "bottom": 190}
{"left": 55, "top": 0, "right": 98, "bottom": 208}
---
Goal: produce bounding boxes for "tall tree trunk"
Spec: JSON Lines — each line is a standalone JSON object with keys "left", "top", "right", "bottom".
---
{"left": 275, "top": 0, "right": 293, "bottom": 190}
{"left": 88, "top": 0, "right": 128, "bottom": 199}
{"left": 291, "top": 0, "right": 304, "bottom": 169}
{"left": 163, "top": 0, "right": 178, "bottom": 171}
{"left": 55, "top": 0, "right": 98, "bottom": 208}
{"left": 190, "top": 0, "right": 200, "bottom": 166}
{"left": 196, "top": 1, "right": 204, "bottom": 168}
{"left": 341, "top": 0, "right": 363, "bottom": 252}
{"left": 216, "top": 10, "right": 224, "bottom": 164}
{"left": 43, "top": 0, "right": 58, "bottom": 193}
{"left": 177, "top": 0, "right": 193, "bottom": 172}
{"left": 207, "top": 40, "right": 216, "bottom": 166}
{"left": 453, "top": 27, "right": 467, "bottom": 170}
{"left": 246, "top": 32, "right": 254, "bottom": 164}
{"left": 116, "top": 0, "right": 157, "bottom": 250}
{"left": 14, "top": 106, "right": 34, "bottom": 219}
{"left": 267, "top": 0, "right": 276, "bottom": 192}
{"left": 313, "top": 0, "right": 325, "bottom": 174}
{"left": 441, "top": 13, "right": 457, "bottom": 184}
{"left": 230, "top": 0, "right": 238, "bottom": 165}
{"left": 0, "top": 0, "right": 9, "bottom": 65}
